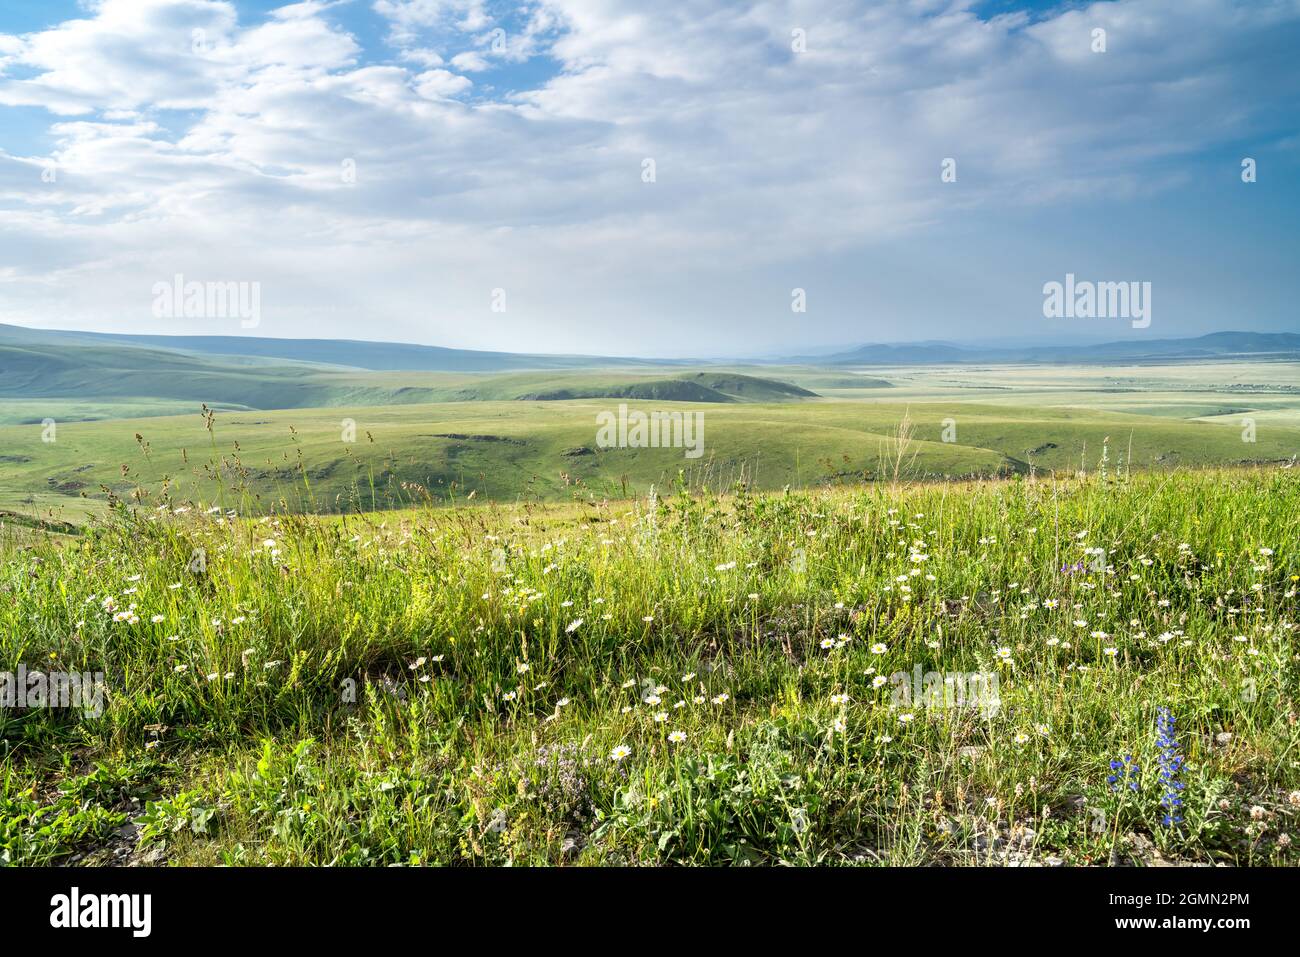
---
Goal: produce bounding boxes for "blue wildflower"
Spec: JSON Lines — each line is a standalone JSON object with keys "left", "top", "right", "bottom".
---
{"left": 1156, "top": 706, "right": 1185, "bottom": 826}
{"left": 1108, "top": 754, "right": 1140, "bottom": 792}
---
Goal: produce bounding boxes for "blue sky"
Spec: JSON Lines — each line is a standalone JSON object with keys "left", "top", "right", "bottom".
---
{"left": 0, "top": 0, "right": 1296, "bottom": 356}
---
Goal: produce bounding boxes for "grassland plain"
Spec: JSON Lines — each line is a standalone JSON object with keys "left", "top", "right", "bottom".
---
{"left": 1, "top": 466, "right": 1297, "bottom": 866}
{"left": 2, "top": 392, "right": 1297, "bottom": 522}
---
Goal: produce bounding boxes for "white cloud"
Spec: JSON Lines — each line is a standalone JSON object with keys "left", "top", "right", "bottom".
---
{"left": 448, "top": 50, "right": 489, "bottom": 71}
{"left": 415, "top": 67, "right": 472, "bottom": 97}
{"left": 373, "top": 0, "right": 492, "bottom": 44}
{"left": 0, "top": 0, "right": 1296, "bottom": 352}
{"left": 0, "top": 0, "right": 240, "bottom": 114}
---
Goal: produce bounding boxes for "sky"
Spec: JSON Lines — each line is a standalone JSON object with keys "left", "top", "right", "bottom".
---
{"left": 0, "top": 0, "right": 1296, "bottom": 357}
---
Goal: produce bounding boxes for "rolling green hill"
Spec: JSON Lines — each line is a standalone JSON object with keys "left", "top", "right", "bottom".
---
{"left": 2, "top": 322, "right": 1297, "bottom": 521}
{"left": 675, "top": 372, "right": 817, "bottom": 400}
{"left": 0, "top": 351, "right": 819, "bottom": 422}
{"left": 0, "top": 327, "right": 817, "bottom": 423}
{"left": 3, "top": 398, "right": 1296, "bottom": 521}
{"left": 0, "top": 322, "right": 681, "bottom": 372}
{"left": 514, "top": 372, "right": 817, "bottom": 403}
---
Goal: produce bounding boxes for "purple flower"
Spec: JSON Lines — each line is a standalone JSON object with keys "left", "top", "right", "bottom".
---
{"left": 1156, "top": 707, "right": 1185, "bottom": 826}
{"left": 1108, "top": 754, "right": 1140, "bottom": 792}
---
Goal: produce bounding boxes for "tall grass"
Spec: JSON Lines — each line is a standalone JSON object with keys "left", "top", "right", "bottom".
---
{"left": 1, "top": 467, "right": 1297, "bottom": 865}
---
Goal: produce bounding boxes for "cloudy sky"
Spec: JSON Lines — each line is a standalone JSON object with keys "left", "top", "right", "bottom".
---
{"left": 0, "top": 0, "right": 1296, "bottom": 357}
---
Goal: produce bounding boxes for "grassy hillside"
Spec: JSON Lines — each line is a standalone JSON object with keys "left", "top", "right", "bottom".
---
{"left": 2, "top": 321, "right": 1297, "bottom": 524}
{"left": 0, "top": 336, "right": 815, "bottom": 424}
{"left": 1, "top": 398, "right": 1296, "bottom": 522}
{"left": 2, "top": 468, "right": 1296, "bottom": 865}
{"left": 512, "top": 372, "right": 816, "bottom": 403}
{"left": 677, "top": 372, "right": 817, "bottom": 400}
{"left": 0, "top": 341, "right": 362, "bottom": 413}
{"left": 0, "top": 322, "right": 681, "bottom": 372}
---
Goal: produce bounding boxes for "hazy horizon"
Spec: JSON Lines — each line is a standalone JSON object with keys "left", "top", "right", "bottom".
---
{"left": 6, "top": 318, "right": 1295, "bottom": 363}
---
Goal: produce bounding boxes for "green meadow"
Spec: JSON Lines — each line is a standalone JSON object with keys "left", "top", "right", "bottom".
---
{"left": 2, "top": 468, "right": 1297, "bottom": 865}
{"left": 2, "top": 359, "right": 1298, "bottom": 523}
{"left": 1, "top": 347, "right": 1298, "bottom": 867}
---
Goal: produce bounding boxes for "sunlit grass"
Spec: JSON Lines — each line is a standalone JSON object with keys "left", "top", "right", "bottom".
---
{"left": 2, "top": 466, "right": 1298, "bottom": 865}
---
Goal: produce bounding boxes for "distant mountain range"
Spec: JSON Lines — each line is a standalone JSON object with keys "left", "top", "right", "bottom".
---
{"left": 2, "top": 324, "right": 1297, "bottom": 376}
{"left": 812, "top": 331, "right": 1300, "bottom": 365}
